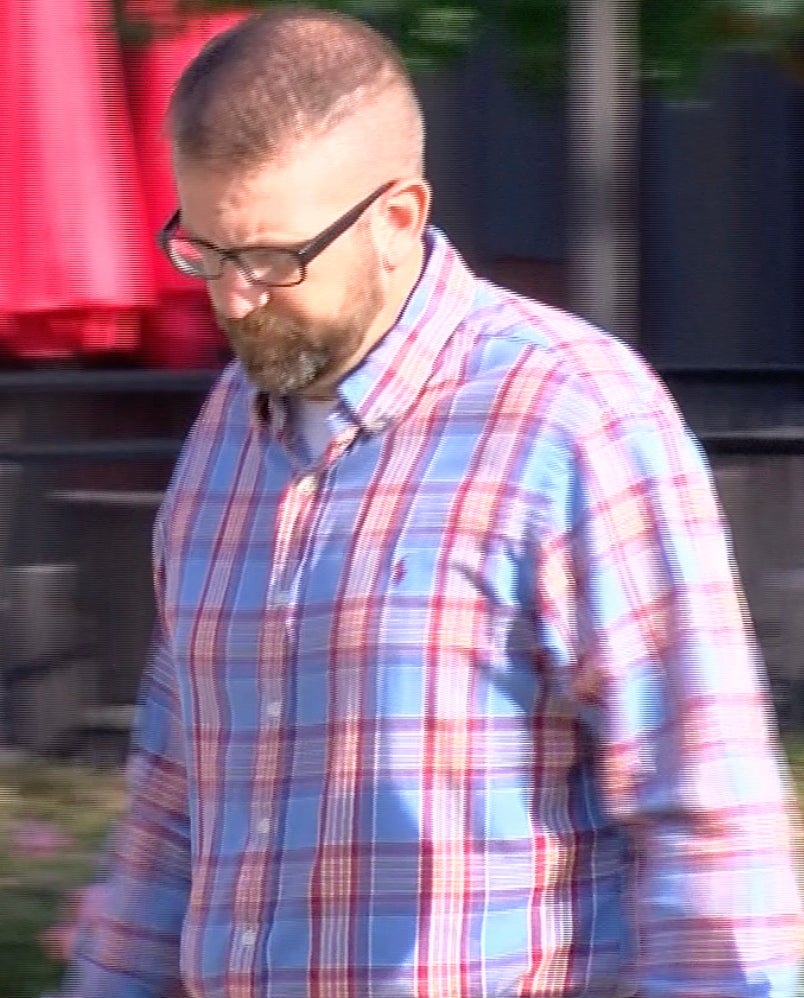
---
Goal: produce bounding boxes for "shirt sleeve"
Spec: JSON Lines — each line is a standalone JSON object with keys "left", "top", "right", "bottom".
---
{"left": 536, "top": 372, "right": 804, "bottom": 998}
{"left": 62, "top": 521, "right": 190, "bottom": 998}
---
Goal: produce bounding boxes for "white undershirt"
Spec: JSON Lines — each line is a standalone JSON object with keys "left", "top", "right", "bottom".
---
{"left": 291, "top": 397, "right": 337, "bottom": 462}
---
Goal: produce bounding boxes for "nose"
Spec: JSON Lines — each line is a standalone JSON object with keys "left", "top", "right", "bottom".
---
{"left": 206, "top": 261, "right": 270, "bottom": 320}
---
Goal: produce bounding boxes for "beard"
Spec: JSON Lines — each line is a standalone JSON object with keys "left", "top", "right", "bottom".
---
{"left": 216, "top": 250, "right": 384, "bottom": 397}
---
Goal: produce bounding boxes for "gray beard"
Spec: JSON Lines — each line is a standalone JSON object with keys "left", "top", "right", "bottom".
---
{"left": 216, "top": 310, "right": 338, "bottom": 397}
{"left": 241, "top": 343, "right": 332, "bottom": 396}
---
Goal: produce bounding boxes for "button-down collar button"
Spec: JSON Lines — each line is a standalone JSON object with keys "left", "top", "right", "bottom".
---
{"left": 296, "top": 474, "right": 316, "bottom": 495}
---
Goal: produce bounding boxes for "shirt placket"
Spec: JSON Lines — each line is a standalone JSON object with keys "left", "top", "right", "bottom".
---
{"left": 230, "top": 430, "right": 357, "bottom": 996}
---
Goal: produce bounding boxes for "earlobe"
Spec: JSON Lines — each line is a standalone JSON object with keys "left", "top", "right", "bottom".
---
{"left": 383, "top": 229, "right": 416, "bottom": 270}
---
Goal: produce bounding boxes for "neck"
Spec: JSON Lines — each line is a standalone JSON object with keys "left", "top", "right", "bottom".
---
{"left": 300, "top": 239, "right": 427, "bottom": 401}
{"left": 371, "top": 238, "right": 426, "bottom": 344}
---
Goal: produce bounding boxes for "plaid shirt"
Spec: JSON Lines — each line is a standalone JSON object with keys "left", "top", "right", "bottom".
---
{"left": 67, "top": 229, "right": 802, "bottom": 998}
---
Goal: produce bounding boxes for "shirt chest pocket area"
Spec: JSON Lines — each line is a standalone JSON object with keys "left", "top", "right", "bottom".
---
{"left": 305, "top": 530, "right": 532, "bottom": 659}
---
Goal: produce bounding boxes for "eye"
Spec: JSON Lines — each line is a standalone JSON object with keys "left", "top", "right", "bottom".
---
{"left": 165, "top": 237, "right": 217, "bottom": 276}
{"left": 239, "top": 249, "right": 302, "bottom": 286}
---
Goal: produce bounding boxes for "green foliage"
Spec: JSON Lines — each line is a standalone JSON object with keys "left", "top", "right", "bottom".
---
{"left": 0, "top": 888, "right": 65, "bottom": 998}
{"left": 0, "top": 759, "right": 124, "bottom": 998}
{"left": 0, "top": 744, "right": 803, "bottom": 993}
{"left": 114, "top": 0, "right": 804, "bottom": 92}
{"left": 641, "top": 2, "right": 724, "bottom": 89}
{"left": 492, "top": 0, "right": 568, "bottom": 92}
{"left": 114, "top": 0, "right": 482, "bottom": 71}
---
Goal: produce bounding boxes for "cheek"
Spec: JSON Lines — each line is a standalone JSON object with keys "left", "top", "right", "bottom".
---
{"left": 277, "top": 264, "right": 340, "bottom": 307}
{"left": 263, "top": 288, "right": 320, "bottom": 325}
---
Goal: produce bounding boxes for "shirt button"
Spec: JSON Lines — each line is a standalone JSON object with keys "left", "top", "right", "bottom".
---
{"left": 257, "top": 817, "right": 271, "bottom": 834}
{"left": 241, "top": 928, "right": 257, "bottom": 947}
{"left": 263, "top": 699, "right": 282, "bottom": 720}
{"left": 296, "top": 475, "right": 316, "bottom": 495}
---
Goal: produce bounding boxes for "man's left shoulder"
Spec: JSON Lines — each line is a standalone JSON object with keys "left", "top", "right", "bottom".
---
{"left": 466, "top": 281, "right": 671, "bottom": 419}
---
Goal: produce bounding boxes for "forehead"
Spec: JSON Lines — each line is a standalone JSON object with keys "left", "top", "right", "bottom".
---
{"left": 172, "top": 134, "right": 373, "bottom": 244}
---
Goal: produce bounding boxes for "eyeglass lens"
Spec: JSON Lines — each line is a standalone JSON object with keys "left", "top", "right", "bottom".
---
{"left": 167, "top": 238, "right": 303, "bottom": 286}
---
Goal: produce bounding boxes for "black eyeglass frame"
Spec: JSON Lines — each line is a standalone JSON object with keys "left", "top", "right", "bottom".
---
{"left": 157, "top": 180, "right": 395, "bottom": 288}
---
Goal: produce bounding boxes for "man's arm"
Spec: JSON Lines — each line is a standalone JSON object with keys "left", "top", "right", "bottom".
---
{"left": 62, "top": 545, "right": 191, "bottom": 997}
{"left": 537, "top": 376, "right": 803, "bottom": 997}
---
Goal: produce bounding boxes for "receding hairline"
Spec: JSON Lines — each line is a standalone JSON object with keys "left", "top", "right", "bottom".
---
{"left": 167, "top": 5, "right": 425, "bottom": 176}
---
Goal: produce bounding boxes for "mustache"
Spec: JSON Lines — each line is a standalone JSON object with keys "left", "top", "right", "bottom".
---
{"left": 215, "top": 302, "right": 285, "bottom": 335}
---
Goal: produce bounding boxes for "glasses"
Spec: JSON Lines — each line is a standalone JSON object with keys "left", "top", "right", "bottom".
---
{"left": 157, "top": 181, "right": 394, "bottom": 288}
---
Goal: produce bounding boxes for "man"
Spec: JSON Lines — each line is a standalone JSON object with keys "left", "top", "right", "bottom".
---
{"left": 63, "top": 6, "right": 802, "bottom": 997}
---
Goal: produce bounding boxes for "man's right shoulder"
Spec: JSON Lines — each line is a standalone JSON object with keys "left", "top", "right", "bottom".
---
{"left": 191, "top": 359, "right": 250, "bottom": 435}
{"left": 161, "top": 360, "right": 252, "bottom": 500}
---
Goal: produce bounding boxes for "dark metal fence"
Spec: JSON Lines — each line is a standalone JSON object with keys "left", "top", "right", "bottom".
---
{"left": 0, "top": 365, "right": 801, "bottom": 461}
{"left": 0, "top": 364, "right": 802, "bottom": 759}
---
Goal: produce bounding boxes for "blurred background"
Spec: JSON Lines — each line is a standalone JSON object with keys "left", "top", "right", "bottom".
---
{"left": 0, "top": 0, "right": 802, "bottom": 993}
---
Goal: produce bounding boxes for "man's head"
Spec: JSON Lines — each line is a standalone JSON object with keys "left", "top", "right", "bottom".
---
{"left": 165, "top": 5, "right": 431, "bottom": 397}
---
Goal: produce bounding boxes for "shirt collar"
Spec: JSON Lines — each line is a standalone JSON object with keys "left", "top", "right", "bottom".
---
{"left": 337, "top": 226, "right": 476, "bottom": 433}
{"left": 250, "top": 226, "right": 476, "bottom": 435}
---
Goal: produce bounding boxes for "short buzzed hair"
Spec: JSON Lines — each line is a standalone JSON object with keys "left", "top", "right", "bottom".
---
{"left": 168, "top": 5, "right": 425, "bottom": 175}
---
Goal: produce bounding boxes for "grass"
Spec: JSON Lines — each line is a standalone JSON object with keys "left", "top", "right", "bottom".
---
{"left": 1, "top": 738, "right": 804, "bottom": 998}
{"left": 0, "top": 755, "right": 125, "bottom": 998}
{"left": 787, "top": 731, "right": 804, "bottom": 784}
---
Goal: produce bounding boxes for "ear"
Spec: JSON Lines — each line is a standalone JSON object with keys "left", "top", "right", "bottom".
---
{"left": 378, "top": 178, "right": 431, "bottom": 269}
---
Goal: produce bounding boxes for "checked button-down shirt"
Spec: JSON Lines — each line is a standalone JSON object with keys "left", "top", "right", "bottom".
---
{"left": 66, "top": 227, "right": 802, "bottom": 998}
